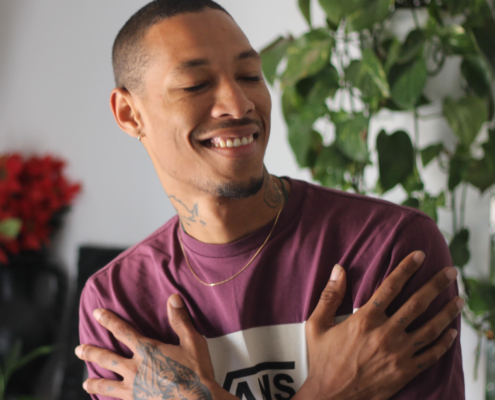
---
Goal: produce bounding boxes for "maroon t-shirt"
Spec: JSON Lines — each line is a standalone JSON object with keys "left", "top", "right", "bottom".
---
{"left": 80, "top": 177, "right": 464, "bottom": 399}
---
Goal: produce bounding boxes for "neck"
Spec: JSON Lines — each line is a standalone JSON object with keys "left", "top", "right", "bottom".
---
{"left": 167, "top": 170, "right": 289, "bottom": 244}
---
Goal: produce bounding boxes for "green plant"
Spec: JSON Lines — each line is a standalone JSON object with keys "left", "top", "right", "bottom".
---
{"left": 261, "top": 0, "right": 495, "bottom": 376}
{"left": 0, "top": 340, "right": 52, "bottom": 400}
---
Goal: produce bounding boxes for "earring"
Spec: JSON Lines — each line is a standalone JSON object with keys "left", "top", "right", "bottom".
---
{"left": 138, "top": 133, "right": 142, "bottom": 141}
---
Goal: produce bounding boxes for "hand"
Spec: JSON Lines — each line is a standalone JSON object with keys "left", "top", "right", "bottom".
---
{"left": 296, "top": 251, "right": 463, "bottom": 400}
{"left": 75, "top": 294, "right": 237, "bottom": 400}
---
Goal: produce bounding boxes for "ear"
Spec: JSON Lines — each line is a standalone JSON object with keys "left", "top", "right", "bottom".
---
{"left": 110, "top": 88, "right": 144, "bottom": 139}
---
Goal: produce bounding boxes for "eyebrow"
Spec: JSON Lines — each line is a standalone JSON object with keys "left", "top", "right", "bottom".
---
{"left": 175, "top": 49, "right": 261, "bottom": 71}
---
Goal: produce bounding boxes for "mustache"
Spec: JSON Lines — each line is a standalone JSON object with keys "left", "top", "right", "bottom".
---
{"left": 193, "top": 117, "right": 263, "bottom": 137}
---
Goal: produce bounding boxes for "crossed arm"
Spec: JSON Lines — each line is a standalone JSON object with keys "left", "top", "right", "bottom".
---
{"left": 76, "top": 251, "right": 463, "bottom": 400}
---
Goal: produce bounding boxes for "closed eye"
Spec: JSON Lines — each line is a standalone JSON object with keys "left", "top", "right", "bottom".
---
{"left": 241, "top": 76, "right": 261, "bottom": 82}
{"left": 183, "top": 83, "right": 208, "bottom": 93}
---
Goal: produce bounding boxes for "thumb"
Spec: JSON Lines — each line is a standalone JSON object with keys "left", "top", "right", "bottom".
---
{"left": 167, "top": 294, "right": 199, "bottom": 344}
{"left": 306, "top": 264, "right": 346, "bottom": 337}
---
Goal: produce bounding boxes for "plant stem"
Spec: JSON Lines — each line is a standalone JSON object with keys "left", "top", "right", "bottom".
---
{"left": 452, "top": 189, "right": 458, "bottom": 234}
{"left": 413, "top": 110, "right": 421, "bottom": 172}
{"left": 412, "top": 8, "right": 421, "bottom": 29}
{"left": 474, "top": 332, "right": 482, "bottom": 380}
{"left": 344, "top": 38, "right": 356, "bottom": 114}
{"left": 460, "top": 183, "right": 468, "bottom": 228}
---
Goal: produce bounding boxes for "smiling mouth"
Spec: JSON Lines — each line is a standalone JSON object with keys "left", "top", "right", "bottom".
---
{"left": 201, "top": 133, "right": 257, "bottom": 148}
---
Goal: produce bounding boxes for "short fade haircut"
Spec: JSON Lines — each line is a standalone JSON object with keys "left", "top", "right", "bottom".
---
{"left": 112, "top": 0, "right": 230, "bottom": 93}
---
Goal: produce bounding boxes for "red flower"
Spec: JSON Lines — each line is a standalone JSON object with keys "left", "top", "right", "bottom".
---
{"left": 0, "top": 153, "right": 81, "bottom": 265}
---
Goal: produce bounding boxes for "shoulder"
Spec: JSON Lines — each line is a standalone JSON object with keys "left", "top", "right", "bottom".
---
{"left": 285, "top": 177, "right": 433, "bottom": 234}
{"left": 83, "top": 216, "right": 179, "bottom": 292}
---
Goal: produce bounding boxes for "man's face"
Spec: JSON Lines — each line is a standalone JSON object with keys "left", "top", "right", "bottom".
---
{"left": 136, "top": 9, "right": 272, "bottom": 198}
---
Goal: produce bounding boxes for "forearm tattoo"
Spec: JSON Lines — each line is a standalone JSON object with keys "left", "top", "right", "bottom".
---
{"left": 133, "top": 341, "right": 212, "bottom": 400}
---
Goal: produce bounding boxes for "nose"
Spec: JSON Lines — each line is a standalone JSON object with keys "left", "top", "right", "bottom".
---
{"left": 211, "top": 78, "right": 255, "bottom": 119}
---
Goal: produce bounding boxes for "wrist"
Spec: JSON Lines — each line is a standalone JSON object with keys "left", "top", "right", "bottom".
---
{"left": 204, "top": 380, "right": 238, "bottom": 400}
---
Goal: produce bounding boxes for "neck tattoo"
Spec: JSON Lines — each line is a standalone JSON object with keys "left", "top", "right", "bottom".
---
{"left": 178, "top": 176, "right": 286, "bottom": 287}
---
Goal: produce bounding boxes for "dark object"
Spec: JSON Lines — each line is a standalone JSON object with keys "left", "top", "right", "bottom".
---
{"left": 395, "top": 0, "right": 430, "bottom": 8}
{"left": 58, "top": 245, "right": 126, "bottom": 400}
{"left": 0, "top": 251, "right": 66, "bottom": 397}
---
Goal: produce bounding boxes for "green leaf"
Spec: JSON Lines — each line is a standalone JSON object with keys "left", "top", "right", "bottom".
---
{"left": 299, "top": 0, "right": 312, "bottom": 27}
{"left": 377, "top": 130, "right": 414, "bottom": 192}
{"left": 398, "top": 29, "right": 427, "bottom": 64}
{"left": 448, "top": 155, "right": 469, "bottom": 191}
{"left": 467, "top": 158, "right": 495, "bottom": 192}
{"left": 389, "top": 56, "right": 428, "bottom": 110}
{"left": 443, "top": 96, "right": 488, "bottom": 147}
{"left": 347, "top": 49, "right": 390, "bottom": 108}
{"left": 319, "top": 0, "right": 344, "bottom": 28}
{"left": 449, "top": 228, "right": 470, "bottom": 268}
{"left": 289, "top": 129, "right": 323, "bottom": 168}
{"left": 402, "top": 197, "right": 420, "bottom": 209}
{"left": 382, "top": 37, "right": 402, "bottom": 74}
{"left": 260, "top": 36, "right": 293, "bottom": 85}
{"left": 313, "top": 144, "right": 353, "bottom": 187}
{"left": 466, "top": 278, "right": 495, "bottom": 316}
{"left": 439, "top": 25, "right": 477, "bottom": 55}
{"left": 461, "top": 55, "right": 494, "bottom": 119}
{"left": 12, "top": 345, "right": 52, "bottom": 373}
{"left": 461, "top": 56, "right": 492, "bottom": 98}
{"left": 304, "top": 63, "right": 341, "bottom": 105}
{"left": 3, "top": 340, "right": 22, "bottom": 381}
{"left": 331, "top": 112, "right": 370, "bottom": 162}
{"left": 428, "top": 2, "right": 443, "bottom": 25}
{"left": 466, "top": 129, "right": 495, "bottom": 192}
{"left": 282, "top": 29, "right": 334, "bottom": 87}
{"left": 419, "top": 193, "right": 444, "bottom": 222}
{"left": 0, "top": 218, "right": 22, "bottom": 239}
{"left": 472, "top": 20, "right": 495, "bottom": 75}
{"left": 421, "top": 143, "right": 444, "bottom": 167}
{"left": 346, "top": 0, "right": 394, "bottom": 32}
{"left": 401, "top": 169, "right": 424, "bottom": 194}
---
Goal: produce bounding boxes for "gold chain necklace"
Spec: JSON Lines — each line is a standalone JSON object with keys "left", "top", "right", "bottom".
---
{"left": 178, "top": 207, "right": 283, "bottom": 287}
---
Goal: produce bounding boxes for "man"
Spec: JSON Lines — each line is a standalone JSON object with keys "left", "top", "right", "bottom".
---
{"left": 76, "top": 1, "right": 465, "bottom": 399}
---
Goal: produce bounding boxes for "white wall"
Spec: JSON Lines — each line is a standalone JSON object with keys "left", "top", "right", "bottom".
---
{"left": 0, "top": 0, "right": 490, "bottom": 398}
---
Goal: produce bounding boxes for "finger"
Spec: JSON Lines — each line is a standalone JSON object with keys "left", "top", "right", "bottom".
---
{"left": 306, "top": 264, "right": 346, "bottom": 338}
{"left": 391, "top": 267, "right": 458, "bottom": 326}
{"left": 406, "top": 297, "right": 464, "bottom": 350}
{"left": 75, "top": 344, "right": 129, "bottom": 377}
{"left": 410, "top": 329, "right": 458, "bottom": 374}
{"left": 84, "top": 378, "right": 126, "bottom": 399}
{"left": 365, "top": 251, "right": 425, "bottom": 318}
{"left": 93, "top": 309, "right": 142, "bottom": 352}
{"left": 167, "top": 294, "right": 201, "bottom": 346}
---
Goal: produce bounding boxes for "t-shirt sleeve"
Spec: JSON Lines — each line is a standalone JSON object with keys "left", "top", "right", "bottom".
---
{"left": 377, "top": 214, "right": 465, "bottom": 400}
{"left": 79, "top": 280, "right": 132, "bottom": 400}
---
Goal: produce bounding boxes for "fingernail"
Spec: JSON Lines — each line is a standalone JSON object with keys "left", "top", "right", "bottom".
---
{"left": 451, "top": 329, "right": 458, "bottom": 341}
{"left": 456, "top": 297, "right": 465, "bottom": 311}
{"left": 83, "top": 381, "right": 88, "bottom": 391}
{"left": 446, "top": 267, "right": 458, "bottom": 281}
{"left": 170, "top": 294, "right": 185, "bottom": 308}
{"left": 93, "top": 309, "right": 103, "bottom": 321}
{"left": 330, "top": 264, "right": 343, "bottom": 281}
{"left": 75, "top": 345, "right": 83, "bottom": 358}
{"left": 413, "top": 251, "right": 425, "bottom": 264}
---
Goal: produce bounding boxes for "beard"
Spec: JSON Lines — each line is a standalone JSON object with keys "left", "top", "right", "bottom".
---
{"left": 212, "top": 174, "right": 264, "bottom": 199}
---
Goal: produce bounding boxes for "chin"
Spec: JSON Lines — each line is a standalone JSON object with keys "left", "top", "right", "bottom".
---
{"left": 212, "top": 174, "right": 264, "bottom": 200}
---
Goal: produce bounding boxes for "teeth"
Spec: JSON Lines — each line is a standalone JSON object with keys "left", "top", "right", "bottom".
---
{"left": 210, "top": 135, "right": 255, "bottom": 149}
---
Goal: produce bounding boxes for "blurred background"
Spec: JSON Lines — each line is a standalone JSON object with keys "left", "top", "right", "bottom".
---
{"left": 0, "top": 0, "right": 493, "bottom": 398}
